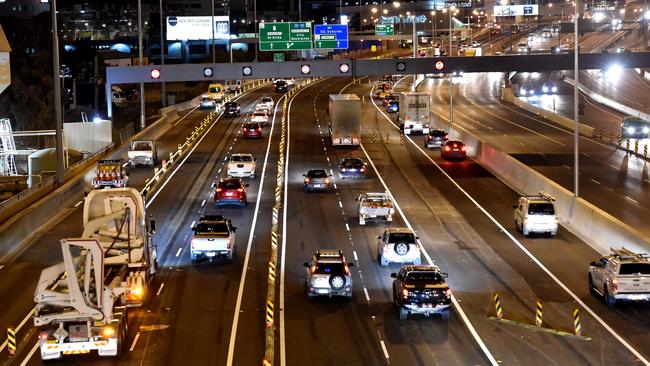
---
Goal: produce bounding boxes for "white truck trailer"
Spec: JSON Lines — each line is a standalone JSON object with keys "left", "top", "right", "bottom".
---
{"left": 33, "top": 188, "right": 157, "bottom": 360}
{"left": 398, "top": 92, "right": 431, "bottom": 135}
{"left": 328, "top": 94, "right": 361, "bottom": 146}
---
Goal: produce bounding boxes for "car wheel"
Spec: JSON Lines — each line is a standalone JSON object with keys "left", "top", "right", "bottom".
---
{"left": 588, "top": 274, "right": 596, "bottom": 296}
{"left": 604, "top": 286, "right": 616, "bottom": 308}
{"left": 394, "top": 242, "right": 410, "bottom": 256}
{"left": 399, "top": 307, "right": 408, "bottom": 320}
{"left": 329, "top": 275, "right": 346, "bottom": 290}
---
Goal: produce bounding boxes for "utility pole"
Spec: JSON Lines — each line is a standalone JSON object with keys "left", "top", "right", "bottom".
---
{"left": 573, "top": 0, "right": 579, "bottom": 197}
{"left": 211, "top": 0, "right": 216, "bottom": 63}
{"left": 138, "top": 0, "right": 145, "bottom": 129}
{"left": 52, "top": 0, "right": 65, "bottom": 184}
{"left": 449, "top": 7, "right": 454, "bottom": 127}
{"left": 254, "top": 0, "right": 258, "bottom": 61}
{"left": 159, "top": 0, "right": 166, "bottom": 107}
{"left": 412, "top": 17, "right": 417, "bottom": 91}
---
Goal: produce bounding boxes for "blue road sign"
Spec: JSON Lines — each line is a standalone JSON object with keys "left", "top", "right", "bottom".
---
{"left": 314, "top": 24, "right": 349, "bottom": 49}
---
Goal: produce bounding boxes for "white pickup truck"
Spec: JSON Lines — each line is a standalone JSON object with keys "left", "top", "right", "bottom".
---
{"left": 128, "top": 140, "right": 157, "bottom": 167}
{"left": 356, "top": 192, "right": 395, "bottom": 225}
{"left": 190, "top": 215, "right": 237, "bottom": 263}
{"left": 589, "top": 247, "right": 650, "bottom": 308}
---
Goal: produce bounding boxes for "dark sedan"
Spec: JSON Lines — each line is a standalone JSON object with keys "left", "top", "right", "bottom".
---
{"left": 338, "top": 158, "right": 367, "bottom": 178}
{"left": 303, "top": 169, "right": 332, "bottom": 192}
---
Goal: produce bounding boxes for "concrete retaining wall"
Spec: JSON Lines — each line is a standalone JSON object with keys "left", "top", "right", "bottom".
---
{"left": 449, "top": 124, "right": 650, "bottom": 256}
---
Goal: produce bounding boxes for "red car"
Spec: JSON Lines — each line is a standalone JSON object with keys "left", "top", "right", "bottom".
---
{"left": 242, "top": 122, "right": 262, "bottom": 138}
{"left": 441, "top": 140, "right": 467, "bottom": 160}
{"left": 382, "top": 95, "right": 398, "bottom": 107}
{"left": 215, "top": 178, "right": 248, "bottom": 207}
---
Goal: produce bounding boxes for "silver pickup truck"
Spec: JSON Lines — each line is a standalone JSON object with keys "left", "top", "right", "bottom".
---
{"left": 356, "top": 192, "right": 394, "bottom": 225}
{"left": 190, "top": 215, "right": 237, "bottom": 263}
{"left": 128, "top": 140, "right": 157, "bottom": 167}
{"left": 589, "top": 247, "right": 650, "bottom": 308}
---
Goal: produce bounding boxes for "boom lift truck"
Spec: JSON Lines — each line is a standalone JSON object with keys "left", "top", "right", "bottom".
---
{"left": 33, "top": 188, "right": 157, "bottom": 360}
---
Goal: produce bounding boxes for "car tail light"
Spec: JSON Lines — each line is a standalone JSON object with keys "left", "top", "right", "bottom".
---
{"left": 216, "top": 188, "right": 223, "bottom": 192}
{"left": 402, "top": 289, "right": 409, "bottom": 299}
{"left": 445, "top": 146, "right": 451, "bottom": 151}
{"left": 428, "top": 136, "right": 433, "bottom": 140}
{"left": 461, "top": 146, "right": 466, "bottom": 151}
{"left": 344, "top": 264, "right": 350, "bottom": 274}
{"left": 325, "top": 178, "right": 331, "bottom": 184}
{"left": 453, "top": 143, "right": 458, "bottom": 148}
{"left": 445, "top": 288, "right": 452, "bottom": 298}
{"left": 360, "top": 166, "right": 366, "bottom": 172}
{"left": 237, "top": 188, "right": 244, "bottom": 193}
{"left": 305, "top": 177, "right": 311, "bottom": 183}
{"left": 310, "top": 265, "right": 316, "bottom": 274}
{"left": 226, "top": 239, "right": 232, "bottom": 249}
{"left": 39, "top": 332, "right": 49, "bottom": 341}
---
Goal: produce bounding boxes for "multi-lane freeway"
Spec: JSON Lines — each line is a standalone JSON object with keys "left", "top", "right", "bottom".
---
{"left": 1, "top": 73, "right": 649, "bottom": 366}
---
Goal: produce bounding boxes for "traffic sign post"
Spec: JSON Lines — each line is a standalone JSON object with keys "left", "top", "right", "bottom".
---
{"left": 314, "top": 24, "right": 349, "bottom": 49}
{"left": 375, "top": 24, "right": 395, "bottom": 36}
{"left": 259, "top": 22, "right": 312, "bottom": 51}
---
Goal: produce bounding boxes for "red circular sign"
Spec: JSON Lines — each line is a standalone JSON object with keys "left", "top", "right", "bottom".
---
{"left": 435, "top": 61, "right": 444, "bottom": 70}
{"left": 150, "top": 68, "right": 161, "bottom": 79}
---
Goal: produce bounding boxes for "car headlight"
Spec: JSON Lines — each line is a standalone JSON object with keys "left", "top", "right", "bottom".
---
{"left": 643, "top": 126, "right": 650, "bottom": 134}
{"left": 552, "top": 86, "right": 558, "bottom": 93}
{"left": 542, "top": 86, "right": 549, "bottom": 93}
{"left": 627, "top": 127, "right": 635, "bottom": 134}
{"left": 520, "top": 87, "right": 526, "bottom": 94}
{"left": 529, "top": 89, "right": 535, "bottom": 95}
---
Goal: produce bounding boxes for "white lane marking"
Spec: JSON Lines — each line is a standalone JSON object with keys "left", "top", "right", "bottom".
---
{"left": 359, "top": 143, "right": 499, "bottom": 366}
{"left": 175, "top": 247, "right": 182, "bottom": 257}
{"left": 0, "top": 308, "right": 35, "bottom": 352}
{"left": 201, "top": 199, "right": 206, "bottom": 207}
{"left": 379, "top": 340, "right": 390, "bottom": 360}
{"left": 591, "top": 179, "right": 601, "bottom": 185}
{"left": 227, "top": 92, "right": 286, "bottom": 366}
{"left": 129, "top": 332, "right": 141, "bottom": 352}
{"left": 345, "top": 223, "right": 350, "bottom": 232}
{"left": 218, "top": 168, "right": 222, "bottom": 174}
{"left": 156, "top": 283, "right": 165, "bottom": 296}
{"left": 0, "top": 265, "right": 4, "bottom": 270}
{"left": 19, "top": 342, "right": 39, "bottom": 366}
{"left": 74, "top": 200, "right": 83, "bottom": 207}
{"left": 353, "top": 250, "right": 359, "bottom": 261}
{"left": 338, "top": 201, "right": 343, "bottom": 208}
{"left": 370, "top": 97, "right": 650, "bottom": 365}
{"left": 190, "top": 221, "right": 196, "bottom": 228}
{"left": 563, "top": 164, "right": 571, "bottom": 169}
{"left": 363, "top": 287, "right": 371, "bottom": 302}
{"left": 625, "top": 196, "right": 639, "bottom": 204}
{"left": 645, "top": 179, "right": 650, "bottom": 183}
{"left": 172, "top": 105, "right": 200, "bottom": 126}
{"left": 333, "top": 183, "right": 338, "bottom": 189}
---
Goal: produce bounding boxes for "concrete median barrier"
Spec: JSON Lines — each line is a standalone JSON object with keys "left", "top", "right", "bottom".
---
{"left": 449, "top": 125, "right": 650, "bottom": 256}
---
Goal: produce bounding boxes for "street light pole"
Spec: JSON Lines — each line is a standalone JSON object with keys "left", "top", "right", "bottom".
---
{"left": 138, "top": 0, "right": 145, "bottom": 130}
{"left": 52, "top": 0, "right": 64, "bottom": 184}
{"left": 254, "top": 0, "right": 258, "bottom": 61}
{"left": 449, "top": 7, "right": 454, "bottom": 127}
{"left": 573, "top": 0, "right": 579, "bottom": 197}
{"left": 211, "top": 0, "right": 215, "bottom": 63}
{"left": 412, "top": 17, "right": 417, "bottom": 91}
{"left": 159, "top": 0, "right": 166, "bottom": 107}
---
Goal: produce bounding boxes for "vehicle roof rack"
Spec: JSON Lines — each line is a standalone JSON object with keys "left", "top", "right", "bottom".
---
{"left": 200, "top": 214, "right": 225, "bottom": 222}
{"left": 316, "top": 249, "right": 343, "bottom": 258}
{"left": 520, "top": 191, "right": 556, "bottom": 202}
{"left": 610, "top": 247, "right": 649, "bottom": 260}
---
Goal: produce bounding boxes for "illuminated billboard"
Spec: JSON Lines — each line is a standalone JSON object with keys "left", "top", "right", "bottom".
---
{"left": 493, "top": 5, "right": 539, "bottom": 16}
{"left": 166, "top": 16, "right": 230, "bottom": 40}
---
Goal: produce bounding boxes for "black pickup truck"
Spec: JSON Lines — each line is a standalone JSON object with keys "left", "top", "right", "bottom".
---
{"left": 391, "top": 265, "right": 451, "bottom": 320}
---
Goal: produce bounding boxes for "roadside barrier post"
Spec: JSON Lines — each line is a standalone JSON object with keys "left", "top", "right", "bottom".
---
{"left": 573, "top": 308, "right": 582, "bottom": 336}
{"left": 7, "top": 326, "right": 16, "bottom": 356}
{"left": 535, "top": 299, "right": 543, "bottom": 327}
{"left": 493, "top": 292, "right": 503, "bottom": 320}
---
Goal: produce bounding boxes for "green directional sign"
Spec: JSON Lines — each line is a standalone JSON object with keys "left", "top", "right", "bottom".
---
{"left": 259, "top": 22, "right": 312, "bottom": 51}
{"left": 273, "top": 53, "right": 285, "bottom": 62}
{"left": 375, "top": 24, "right": 395, "bottom": 36}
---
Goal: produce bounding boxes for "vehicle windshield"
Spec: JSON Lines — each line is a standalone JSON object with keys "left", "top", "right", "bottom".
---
{"left": 429, "top": 130, "right": 447, "bottom": 137}
{"left": 201, "top": 97, "right": 212, "bottom": 102}
{"left": 528, "top": 203, "right": 555, "bottom": 215}
{"left": 262, "top": 98, "right": 272, "bottom": 103}
{"left": 253, "top": 113, "right": 266, "bottom": 118}
{"left": 308, "top": 170, "right": 328, "bottom": 178}
{"left": 314, "top": 262, "right": 346, "bottom": 275}
{"left": 388, "top": 233, "right": 416, "bottom": 243}
{"left": 226, "top": 103, "right": 238, "bottom": 108}
{"left": 219, "top": 180, "right": 243, "bottom": 189}
{"left": 132, "top": 141, "right": 151, "bottom": 151}
{"left": 244, "top": 123, "right": 258, "bottom": 129}
{"left": 619, "top": 263, "right": 650, "bottom": 275}
{"left": 405, "top": 271, "right": 445, "bottom": 284}
{"left": 209, "top": 87, "right": 222, "bottom": 93}
{"left": 342, "top": 158, "right": 363, "bottom": 166}
{"left": 623, "top": 119, "right": 648, "bottom": 128}
{"left": 194, "top": 222, "right": 229, "bottom": 235}
{"left": 231, "top": 155, "right": 253, "bottom": 162}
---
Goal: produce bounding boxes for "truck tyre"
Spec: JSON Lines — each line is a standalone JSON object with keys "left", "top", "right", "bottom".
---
{"left": 441, "top": 310, "right": 450, "bottom": 321}
{"left": 604, "top": 286, "right": 616, "bottom": 308}
{"left": 394, "top": 242, "right": 410, "bottom": 256}
{"left": 399, "top": 307, "right": 408, "bottom": 320}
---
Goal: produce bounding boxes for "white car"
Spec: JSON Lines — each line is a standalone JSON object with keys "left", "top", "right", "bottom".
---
{"left": 258, "top": 96, "right": 274, "bottom": 110}
{"left": 513, "top": 193, "right": 558, "bottom": 237}
{"left": 377, "top": 228, "right": 421, "bottom": 266}
{"left": 227, "top": 153, "right": 256, "bottom": 178}
{"left": 251, "top": 111, "right": 269, "bottom": 126}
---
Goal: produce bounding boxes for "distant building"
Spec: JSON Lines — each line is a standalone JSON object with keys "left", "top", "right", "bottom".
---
{"left": 0, "top": 0, "right": 50, "bottom": 17}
